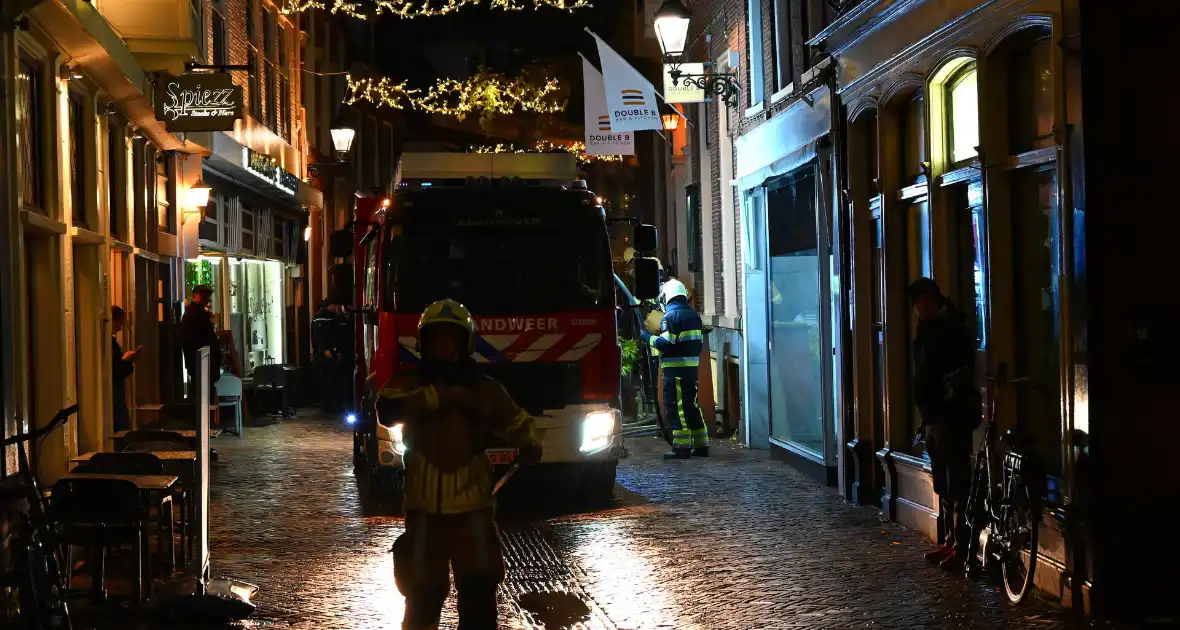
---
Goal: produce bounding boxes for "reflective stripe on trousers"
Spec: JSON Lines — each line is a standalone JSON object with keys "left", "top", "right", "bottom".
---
{"left": 662, "top": 374, "right": 708, "bottom": 450}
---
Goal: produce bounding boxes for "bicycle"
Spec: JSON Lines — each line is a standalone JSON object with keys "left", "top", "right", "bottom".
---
{"left": 1, "top": 405, "right": 80, "bottom": 629}
{"left": 963, "top": 363, "right": 1043, "bottom": 604}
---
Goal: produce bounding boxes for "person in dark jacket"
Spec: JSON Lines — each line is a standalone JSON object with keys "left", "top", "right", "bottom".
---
{"left": 909, "top": 277, "right": 980, "bottom": 571}
{"left": 110, "top": 306, "right": 142, "bottom": 433}
{"left": 312, "top": 302, "right": 352, "bottom": 413}
{"left": 180, "top": 285, "right": 222, "bottom": 399}
{"left": 641, "top": 279, "right": 708, "bottom": 459}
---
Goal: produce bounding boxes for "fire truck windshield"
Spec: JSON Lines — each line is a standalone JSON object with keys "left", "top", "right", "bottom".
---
{"left": 384, "top": 196, "right": 612, "bottom": 315}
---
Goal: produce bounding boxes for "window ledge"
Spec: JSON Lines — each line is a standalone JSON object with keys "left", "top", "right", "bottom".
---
{"left": 744, "top": 102, "right": 765, "bottom": 119}
{"left": 771, "top": 83, "right": 795, "bottom": 104}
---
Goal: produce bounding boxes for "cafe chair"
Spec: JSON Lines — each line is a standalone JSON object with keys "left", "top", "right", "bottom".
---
{"left": 78, "top": 453, "right": 186, "bottom": 569}
{"left": 50, "top": 477, "right": 150, "bottom": 604}
{"left": 217, "top": 373, "right": 245, "bottom": 437}
{"left": 253, "top": 364, "right": 294, "bottom": 419}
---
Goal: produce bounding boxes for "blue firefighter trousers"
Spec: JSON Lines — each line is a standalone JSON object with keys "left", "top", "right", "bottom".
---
{"left": 662, "top": 373, "right": 709, "bottom": 452}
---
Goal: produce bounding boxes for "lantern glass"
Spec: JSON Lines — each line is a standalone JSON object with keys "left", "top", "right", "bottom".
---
{"left": 186, "top": 180, "right": 212, "bottom": 209}
{"left": 331, "top": 126, "right": 356, "bottom": 154}
{"left": 653, "top": 0, "right": 692, "bottom": 57}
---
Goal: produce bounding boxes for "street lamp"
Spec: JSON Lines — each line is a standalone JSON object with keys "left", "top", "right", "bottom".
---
{"left": 330, "top": 109, "right": 356, "bottom": 155}
{"left": 653, "top": 0, "right": 741, "bottom": 108}
{"left": 186, "top": 179, "right": 212, "bottom": 210}
{"left": 653, "top": 0, "right": 692, "bottom": 60}
{"left": 310, "top": 109, "right": 356, "bottom": 179}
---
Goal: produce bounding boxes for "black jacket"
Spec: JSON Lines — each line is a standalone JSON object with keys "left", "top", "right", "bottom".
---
{"left": 180, "top": 301, "right": 222, "bottom": 386}
{"left": 912, "top": 301, "right": 979, "bottom": 426}
{"left": 312, "top": 308, "right": 351, "bottom": 362}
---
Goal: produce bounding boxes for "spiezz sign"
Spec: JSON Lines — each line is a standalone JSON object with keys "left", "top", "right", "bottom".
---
{"left": 154, "top": 73, "right": 243, "bottom": 132}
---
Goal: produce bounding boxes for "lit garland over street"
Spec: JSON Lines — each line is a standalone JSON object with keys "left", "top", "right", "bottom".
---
{"left": 282, "top": 0, "right": 590, "bottom": 19}
{"left": 346, "top": 73, "right": 565, "bottom": 124}
{"left": 470, "top": 140, "right": 624, "bottom": 164}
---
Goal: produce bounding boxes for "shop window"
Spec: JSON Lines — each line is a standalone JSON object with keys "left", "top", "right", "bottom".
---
{"left": 947, "top": 65, "right": 979, "bottom": 165}
{"left": 16, "top": 52, "right": 42, "bottom": 212}
{"left": 1010, "top": 167, "right": 1061, "bottom": 474}
{"left": 68, "top": 92, "right": 87, "bottom": 229}
{"left": 1007, "top": 32, "right": 1054, "bottom": 154}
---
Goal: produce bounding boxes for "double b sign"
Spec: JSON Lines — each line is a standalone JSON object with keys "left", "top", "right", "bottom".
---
{"left": 155, "top": 73, "right": 244, "bottom": 133}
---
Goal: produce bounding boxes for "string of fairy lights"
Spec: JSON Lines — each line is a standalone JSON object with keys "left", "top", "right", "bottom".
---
{"left": 470, "top": 141, "right": 624, "bottom": 164}
{"left": 345, "top": 73, "right": 565, "bottom": 122}
{"left": 281, "top": 0, "right": 590, "bottom": 20}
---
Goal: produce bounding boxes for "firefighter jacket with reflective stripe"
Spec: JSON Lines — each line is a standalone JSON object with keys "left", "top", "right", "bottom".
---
{"left": 376, "top": 370, "right": 539, "bottom": 514}
{"left": 641, "top": 298, "right": 704, "bottom": 376}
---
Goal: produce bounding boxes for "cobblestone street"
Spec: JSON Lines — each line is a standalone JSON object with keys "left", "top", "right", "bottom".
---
{"left": 138, "top": 412, "right": 1091, "bottom": 629}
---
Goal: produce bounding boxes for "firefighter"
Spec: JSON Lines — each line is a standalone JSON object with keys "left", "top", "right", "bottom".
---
{"left": 378, "top": 298, "right": 542, "bottom": 630}
{"left": 641, "top": 279, "right": 709, "bottom": 459}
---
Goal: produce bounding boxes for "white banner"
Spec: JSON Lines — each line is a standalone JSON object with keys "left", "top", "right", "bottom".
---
{"left": 582, "top": 57, "right": 634, "bottom": 156}
{"left": 589, "top": 30, "right": 663, "bottom": 132}
{"left": 663, "top": 63, "right": 707, "bottom": 103}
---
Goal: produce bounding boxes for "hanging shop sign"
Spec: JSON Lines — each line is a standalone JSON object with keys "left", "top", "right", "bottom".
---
{"left": 154, "top": 72, "right": 244, "bottom": 132}
{"left": 662, "top": 63, "right": 707, "bottom": 103}
{"left": 243, "top": 148, "right": 300, "bottom": 196}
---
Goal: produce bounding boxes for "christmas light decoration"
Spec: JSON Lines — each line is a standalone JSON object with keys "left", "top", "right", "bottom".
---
{"left": 282, "top": 0, "right": 589, "bottom": 20}
{"left": 346, "top": 73, "right": 565, "bottom": 124}
{"left": 470, "top": 140, "right": 624, "bottom": 164}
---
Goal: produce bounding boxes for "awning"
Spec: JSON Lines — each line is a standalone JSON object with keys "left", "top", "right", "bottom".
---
{"left": 734, "top": 86, "right": 832, "bottom": 191}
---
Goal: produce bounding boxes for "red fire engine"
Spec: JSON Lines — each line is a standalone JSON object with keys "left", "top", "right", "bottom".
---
{"left": 326, "top": 153, "right": 661, "bottom": 498}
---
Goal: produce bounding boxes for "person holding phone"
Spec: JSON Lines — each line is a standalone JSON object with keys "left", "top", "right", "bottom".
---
{"left": 110, "top": 305, "right": 143, "bottom": 433}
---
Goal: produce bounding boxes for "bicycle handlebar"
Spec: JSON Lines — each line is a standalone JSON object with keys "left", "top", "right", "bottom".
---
{"left": 0, "top": 405, "right": 80, "bottom": 447}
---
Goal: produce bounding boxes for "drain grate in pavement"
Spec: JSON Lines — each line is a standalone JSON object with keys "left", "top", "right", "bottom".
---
{"left": 502, "top": 528, "right": 618, "bottom": 630}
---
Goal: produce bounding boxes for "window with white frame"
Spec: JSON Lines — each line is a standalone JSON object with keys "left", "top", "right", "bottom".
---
{"left": 948, "top": 65, "right": 979, "bottom": 164}
{"left": 746, "top": 0, "right": 764, "bottom": 107}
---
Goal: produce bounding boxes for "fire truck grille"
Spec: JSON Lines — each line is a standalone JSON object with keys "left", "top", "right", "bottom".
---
{"left": 480, "top": 362, "right": 582, "bottom": 417}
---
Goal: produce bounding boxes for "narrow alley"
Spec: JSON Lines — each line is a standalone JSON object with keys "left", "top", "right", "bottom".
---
{"left": 160, "top": 414, "right": 1089, "bottom": 630}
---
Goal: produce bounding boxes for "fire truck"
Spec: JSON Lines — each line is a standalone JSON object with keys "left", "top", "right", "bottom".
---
{"left": 325, "top": 152, "right": 661, "bottom": 498}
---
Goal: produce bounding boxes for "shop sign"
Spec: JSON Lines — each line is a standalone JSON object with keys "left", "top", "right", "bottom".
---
{"left": 662, "top": 63, "right": 707, "bottom": 104}
{"left": 154, "top": 73, "right": 243, "bottom": 132}
{"left": 243, "top": 148, "right": 300, "bottom": 196}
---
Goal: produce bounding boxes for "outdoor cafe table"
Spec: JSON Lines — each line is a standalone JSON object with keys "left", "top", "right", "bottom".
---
{"left": 70, "top": 451, "right": 197, "bottom": 486}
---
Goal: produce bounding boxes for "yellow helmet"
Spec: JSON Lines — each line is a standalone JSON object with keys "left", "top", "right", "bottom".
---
{"left": 417, "top": 299, "right": 476, "bottom": 353}
{"left": 622, "top": 247, "right": 636, "bottom": 263}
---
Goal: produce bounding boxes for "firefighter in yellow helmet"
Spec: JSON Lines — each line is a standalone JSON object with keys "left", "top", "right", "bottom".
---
{"left": 378, "top": 298, "right": 542, "bottom": 629}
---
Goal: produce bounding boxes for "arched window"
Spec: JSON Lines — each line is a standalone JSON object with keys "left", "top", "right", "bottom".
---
{"left": 947, "top": 65, "right": 979, "bottom": 164}
{"left": 901, "top": 94, "right": 926, "bottom": 183}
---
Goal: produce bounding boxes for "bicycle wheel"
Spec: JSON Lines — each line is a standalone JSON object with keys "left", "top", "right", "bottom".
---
{"left": 1001, "top": 479, "right": 1040, "bottom": 604}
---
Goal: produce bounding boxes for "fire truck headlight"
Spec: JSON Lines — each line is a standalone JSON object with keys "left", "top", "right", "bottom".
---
{"left": 391, "top": 423, "right": 407, "bottom": 455}
{"left": 580, "top": 411, "right": 617, "bottom": 453}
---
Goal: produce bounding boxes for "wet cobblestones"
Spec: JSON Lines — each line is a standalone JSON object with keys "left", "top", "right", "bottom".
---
{"left": 85, "top": 412, "right": 1093, "bottom": 629}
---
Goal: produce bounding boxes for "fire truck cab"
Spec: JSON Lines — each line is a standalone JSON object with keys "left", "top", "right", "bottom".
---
{"left": 325, "top": 152, "right": 661, "bottom": 499}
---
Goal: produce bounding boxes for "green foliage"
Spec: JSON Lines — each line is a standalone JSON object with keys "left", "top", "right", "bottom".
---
{"left": 620, "top": 338, "right": 641, "bottom": 377}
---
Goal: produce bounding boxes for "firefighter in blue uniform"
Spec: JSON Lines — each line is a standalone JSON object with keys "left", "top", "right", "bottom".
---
{"left": 641, "top": 279, "right": 709, "bottom": 459}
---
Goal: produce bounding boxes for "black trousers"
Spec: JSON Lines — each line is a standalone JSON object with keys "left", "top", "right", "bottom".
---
{"left": 925, "top": 422, "right": 972, "bottom": 550}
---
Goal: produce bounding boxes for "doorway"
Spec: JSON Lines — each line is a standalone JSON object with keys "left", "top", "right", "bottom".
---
{"left": 765, "top": 165, "right": 825, "bottom": 458}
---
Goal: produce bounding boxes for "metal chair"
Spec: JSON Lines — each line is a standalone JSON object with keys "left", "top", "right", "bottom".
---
{"left": 50, "top": 477, "right": 148, "bottom": 604}
{"left": 216, "top": 373, "right": 245, "bottom": 436}
{"left": 77, "top": 453, "right": 187, "bottom": 568}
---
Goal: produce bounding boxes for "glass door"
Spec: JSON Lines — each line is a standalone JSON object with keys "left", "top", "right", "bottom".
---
{"left": 766, "top": 166, "right": 824, "bottom": 457}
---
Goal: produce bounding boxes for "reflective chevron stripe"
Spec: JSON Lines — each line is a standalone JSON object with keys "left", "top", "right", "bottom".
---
{"left": 397, "top": 333, "right": 603, "bottom": 364}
